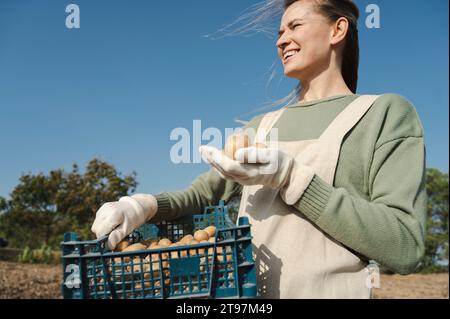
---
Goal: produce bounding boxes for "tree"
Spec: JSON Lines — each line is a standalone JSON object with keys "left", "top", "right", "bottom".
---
{"left": 0, "top": 159, "right": 137, "bottom": 249}
{"left": 0, "top": 197, "right": 6, "bottom": 211}
{"left": 55, "top": 159, "right": 138, "bottom": 240}
{"left": 0, "top": 196, "right": 7, "bottom": 239}
{"left": 419, "top": 168, "right": 449, "bottom": 272}
{"left": 4, "top": 170, "right": 64, "bottom": 247}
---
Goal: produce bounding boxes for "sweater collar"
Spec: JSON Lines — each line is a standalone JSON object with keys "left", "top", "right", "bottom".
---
{"left": 287, "top": 94, "right": 359, "bottom": 108}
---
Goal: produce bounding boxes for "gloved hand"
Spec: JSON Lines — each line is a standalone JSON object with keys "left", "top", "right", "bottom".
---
{"left": 199, "top": 145, "right": 315, "bottom": 205}
{"left": 91, "top": 194, "right": 158, "bottom": 250}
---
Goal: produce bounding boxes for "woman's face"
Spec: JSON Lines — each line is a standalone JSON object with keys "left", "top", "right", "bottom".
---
{"left": 276, "top": 0, "right": 334, "bottom": 80}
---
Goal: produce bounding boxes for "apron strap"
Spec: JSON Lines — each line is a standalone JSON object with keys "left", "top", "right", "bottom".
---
{"left": 319, "top": 95, "right": 380, "bottom": 141}
{"left": 316, "top": 95, "right": 380, "bottom": 184}
{"left": 252, "top": 95, "right": 379, "bottom": 185}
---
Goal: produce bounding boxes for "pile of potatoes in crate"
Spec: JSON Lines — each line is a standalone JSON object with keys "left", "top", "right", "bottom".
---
{"left": 95, "top": 225, "right": 234, "bottom": 296}
{"left": 116, "top": 225, "right": 217, "bottom": 255}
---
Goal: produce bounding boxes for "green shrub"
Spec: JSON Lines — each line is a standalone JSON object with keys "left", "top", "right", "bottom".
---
{"left": 18, "top": 244, "right": 61, "bottom": 264}
{"left": 419, "top": 264, "right": 449, "bottom": 274}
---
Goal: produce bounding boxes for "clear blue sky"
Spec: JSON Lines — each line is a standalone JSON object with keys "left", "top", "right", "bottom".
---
{"left": 0, "top": 0, "right": 448, "bottom": 199}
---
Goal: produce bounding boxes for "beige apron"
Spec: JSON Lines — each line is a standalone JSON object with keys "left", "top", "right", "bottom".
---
{"left": 238, "top": 95, "right": 380, "bottom": 299}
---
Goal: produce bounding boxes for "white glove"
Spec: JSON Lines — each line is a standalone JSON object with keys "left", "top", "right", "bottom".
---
{"left": 91, "top": 194, "right": 158, "bottom": 250}
{"left": 199, "top": 145, "right": 292, "bottom": 188}
{"left": 199, "top": 145, "right": 315, "bottom": 205}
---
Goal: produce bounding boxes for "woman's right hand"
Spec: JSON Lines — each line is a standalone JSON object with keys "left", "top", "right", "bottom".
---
{"left": 91, "top": 194, "right": 158, "bottom": 250}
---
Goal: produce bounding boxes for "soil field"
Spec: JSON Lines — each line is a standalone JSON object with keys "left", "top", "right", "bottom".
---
{"left": 0, "top": 261, "right": 448, "bottom": 299}
{"left": 372, "top": 272, "right": 449, "bottom": 299}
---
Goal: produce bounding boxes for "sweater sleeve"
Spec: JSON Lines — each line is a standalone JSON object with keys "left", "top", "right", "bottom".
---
{"left": 151, "top": 117, "right": 263, "bottom": 222}
{"left": 152, "top": 169, "right": 242, "bottom": 223}
{"left": 290, "top": 95, "right": 427, "bottom": 275}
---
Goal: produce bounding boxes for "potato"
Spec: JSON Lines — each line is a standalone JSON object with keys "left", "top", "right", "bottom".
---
{"left": 158, "top": 238, "right": 172, "bottom": 247}
{"left": 189, "top": 240, "right": 199, "bottom": 255}
{"left": 121, "top": 243, "right": 147, "bottom": 262}
{"left": 194, "top": 230, "right": 209, "bottom": 242}
{"left": 254, "top": 142, "right": 267, "bottom": 149}
{"left": 224, "top": 133, "right": 250, "bottom": 160}
{"left": 168, "top": 243, "right": 181, "bottom": 259}
{"left": 147, "top": 244, "right": 161, "bottom": 250}
{"left": 203, "top": 226, "right": 216, "bottom": 238}
{"left": 141, "top": 239, "right": 158, "bottom": 247}
{"left": 144, "top": 271, "right": 156, "bottom": 280}
{"left": 252, "top": 142, "right": 269, "bottom": 163}
{"left": 179, "top": 235, "right": 194, "bottom": 245}
{"left": 197, "top": 241, "right": 208, "bottom": 254}
{"left": 132, "top": 257, "right": 150, "bottom": 273}
{"left": 135, "top": 281, "right": 151, "bottom": 289}
{"left": 237, "top": 141, "right": 269, "bottom": 163}
{"left": 115, "top": 240, "right": 130, "bottom": 252}
{"left": 147, "top": 244, "right": 162, "bottom": 261}
{"left": 122, "top": 243, "right": 147, "bottom": 252}
{"left": 223, "top": 131, "right": 268, "bottom": 162}
{"left": 143, "top": 256, "right": 158, "bottom": 278}
{"left": 148, "top": 241, "right": 159, "bottom": 249}
{"left": 97, "top": 278, "right": 105, "bottom": 291}
{"left": 217, "top": 254, "right": 234, "bottom": 263}
{"left": 148, "top": 260, "right": 163, "bottom": 272}
{"left": 149, "top": 265, "right": 162, "bottom": 277}
{"left": 144, "top": 261, "right": 169, "bottom": 278}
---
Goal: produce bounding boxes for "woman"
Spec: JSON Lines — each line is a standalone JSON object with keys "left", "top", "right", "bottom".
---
{"left": 91, "top": 0, "right": 426, "bottom": 298}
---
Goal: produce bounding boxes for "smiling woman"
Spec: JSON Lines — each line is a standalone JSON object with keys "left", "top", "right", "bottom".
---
{"left": 90, "top": 0, "right": 428, "bottom": 299}
{"left": 277, "top": 0, "right": 360, "bottom": 99}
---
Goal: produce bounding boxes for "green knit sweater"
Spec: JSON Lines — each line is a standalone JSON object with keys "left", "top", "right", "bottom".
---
{"left": 153, "top": 94, "right": 427, "bottom": 275}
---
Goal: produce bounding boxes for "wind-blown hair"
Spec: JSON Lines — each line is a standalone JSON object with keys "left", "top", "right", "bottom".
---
{"left": 204, "top": 0, "right": 360, "bottom": 122}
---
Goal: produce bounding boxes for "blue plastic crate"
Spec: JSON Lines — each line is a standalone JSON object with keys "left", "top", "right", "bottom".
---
{"left": 61, "top": 201, "right": 257, "bottom": 299}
